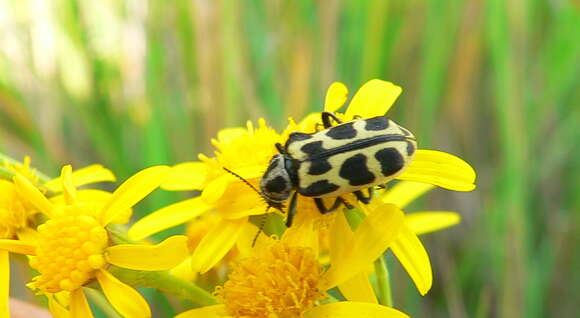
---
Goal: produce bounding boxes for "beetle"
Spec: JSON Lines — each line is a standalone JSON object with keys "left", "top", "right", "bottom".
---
{"left": 225, "top": 111, "right": 417, "bottom": 227}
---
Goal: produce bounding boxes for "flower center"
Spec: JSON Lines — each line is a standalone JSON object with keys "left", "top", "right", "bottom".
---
{"left": 216, "top": 241, "right": 326, "bottom": 318}
{"left": 0, "top": 181, "right": 36, "bottom": 239}
{"left": 206, "top": 119, "right": 282, "bottom": 171}
{"left": 28, "top": 213, "right": 108, "bottom": 293}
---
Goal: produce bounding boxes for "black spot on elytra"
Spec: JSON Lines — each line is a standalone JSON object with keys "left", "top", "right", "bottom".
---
{"left": 300, "top": 180, "right": 340, "bottom": 196}
{"left": 264, "top": 176, "right": 289, "bottom": 194}
{"left": 375, "top": 148, "right": 404, "bottom": 177}
{"left": 339, "top": 154, "right": 375, "bottom": 186}
{"left": 406, "top": 141, "right": 416, "bottom": 156}
{"left": 326, "top": 122, "right": 357, "bottom": 140}
{"left": 301, "top": 141, "right": 327, "bottom": 156}
{"left": 307, "top": 159, "right": 332, "bottom": 175}
{"left": 288, "top": 132, "right": 313, "bottom": 142}
{"left": 365, "top": 116, "right": 389, "bottom": 131}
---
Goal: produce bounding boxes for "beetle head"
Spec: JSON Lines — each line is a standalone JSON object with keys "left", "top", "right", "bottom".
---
{"left": 260, "top": 154, "right": 293, "bottom": 204}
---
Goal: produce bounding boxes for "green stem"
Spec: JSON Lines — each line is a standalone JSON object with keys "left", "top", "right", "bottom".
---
{"left": 108, "top": 267, "right": 218, "bottom": 306}
{"left": 84, "top": 288, "right": 122, "bottom": 318}
{"left": 105, "top": 224, "right": 218, "bottom": 306}
{"left": 374, "top": 257, "right": 394, "bottom": 307}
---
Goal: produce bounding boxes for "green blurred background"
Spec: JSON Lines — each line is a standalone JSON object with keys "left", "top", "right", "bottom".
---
{"left": 1, "top": 0, "right": 579, "bottom": 317}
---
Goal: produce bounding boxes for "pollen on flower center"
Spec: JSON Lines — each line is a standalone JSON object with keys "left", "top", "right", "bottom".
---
{"left": 28, "top": 214, "right": 108, "bottom": 293}
{"left": 216, "top": 241, "right": 326, "bottom": 318}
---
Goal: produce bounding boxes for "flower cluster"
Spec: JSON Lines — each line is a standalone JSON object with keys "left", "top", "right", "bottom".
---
{"left": 1, "top": 79, "right": 476, "bottom": 318}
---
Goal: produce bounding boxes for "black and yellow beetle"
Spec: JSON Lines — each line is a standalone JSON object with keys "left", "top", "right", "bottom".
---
{"left": 226, "top": 111, "right": 416, "bottom": 227}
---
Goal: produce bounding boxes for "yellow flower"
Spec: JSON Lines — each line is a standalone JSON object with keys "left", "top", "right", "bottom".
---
{"left": 0, "top": 165, "right": 190, "bottom": 318}
{"left": 0, "top": 156, "right": 116, "bottom": 317}
{"left": 0, "top": 156, "right": 117, "bottom": 240}
{"left": 129, "top": 120, "right": 281, "bottom": 274}
{"left": 325, "top": 180, "right": 462, "bottom": 300}
{"left": 128, "top": 79, "right": 476, "bottom": 281}
{"left": 175, "top": 218, "right": 410, "bottom": 318}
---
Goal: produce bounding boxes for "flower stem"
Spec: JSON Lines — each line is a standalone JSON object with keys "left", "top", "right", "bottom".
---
{"left": 84, "top": 288, "right": 122, "bottom": 318}
{"left": 108, "top": 266, "right": 218, "bottom": 306}
{"left": 374, "top": 256, "right": 393, "bottom": 307}
{"left": 105, "top": 225, "right": 218, "bottom": 306}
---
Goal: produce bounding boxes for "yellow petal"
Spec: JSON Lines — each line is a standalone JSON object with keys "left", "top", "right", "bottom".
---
{"left": 203, "top": 165, "right": 264, "bottom": 204}
{"left": 304, "top": 301, "right": 409, "bottom": 318}
{"left": 175, "top": 305, "right": 230, "bottom": 318}
{"left": 128, "top": 197, "right": 212, "bottom": 240}
{"left": 15, "top": 228, "right": 38, "bottom": 244}
{"left": 191, "top": 218, "right": 247, "bottom": 274}
{"left": 324, "top": 82, "right": 349, "bottom": 112}
{"left": 97, "top": 269, "right": 151, "bottom": 318}
{"left": 216, "top": 127, "right": 247, "bottom": 143}
{"left": 170, "top": 256, "right": 197, "bottom": 281}
{"left": 45, "top": 164, "right": 116, "bottom": 192}
{"left": 201, "top": 177, "right": 229, "bottom": 204}
{"left": 405, "top": 211, "right": 461, "bottom": 235}
{"left": 0, "top": 251, "right": 8, "bottom": 318}
{"left": 344, "top": 79, "right": 402, "bottom": 120}
{"left": 236, "top": 222, "right": 273, "bottom": 257}
{"left": 323, "top": 204, "right": 404, "bottom": 289}
{"left": 161, "top": 162, "right": 208, "bottom": 191}
{"left": 391, "top": 224, "right": 432, "bottom": 295}
{"left": 215, "top": 186, "right": 267, "bottom": 220}
{"left": 105, "top": 235, "right": 190, "bottom": 271}
{"left": 70, "top": 289, "right": 94, "bottom": 318}
{"left": 0, "top": 239, "right": 36, "bottom": 255}
{"left": 48, "top": 295, "right": 69, "bottom": 318}
{"left": 13, "top": 175, "right": 54, "bottom": 218}
{"left": 61, "top": 165, "right": 77, "bottom": 205}
{"left": 51, "top": 189, "right": 133, "bottom": 224}
{"left": 329, "top": 211, "right": 353, "bottom": 262}
{"left": 381, "top": 181, "right": 435, "bottom": 209}
{"left": 283, "top": 216, "right": 318, "bottom": 256}
{"left": 397, "top": 150, "right": 476, "bottom": 191}
{"left": 338, "top": 273, "right": 378, "bottom": 304}
{"left": 100, "top": 166, "right": 170, "bottom": 226}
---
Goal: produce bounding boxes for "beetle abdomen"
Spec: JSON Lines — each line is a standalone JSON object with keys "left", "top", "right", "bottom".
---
{"left": 286, "top": 116, "right": 416, "bottom": 198}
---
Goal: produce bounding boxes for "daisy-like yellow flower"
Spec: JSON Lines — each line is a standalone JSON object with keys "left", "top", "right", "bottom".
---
{"left": 128, "top": 79, "right": 476, "bottom": 284}
{"left": 0, "top": 156, "right": 117, "bottom": 317}
{"left": 175, "top": 211, "right": 410, "bottom": 318}
{"left": 0, "top": 156, "right": 117, "bottom": 241}
{"left": 324, "top": 180, "right": 463, "bottom": 302}
{"left": 0, "top": 165, "right": 190, "bottom": 318}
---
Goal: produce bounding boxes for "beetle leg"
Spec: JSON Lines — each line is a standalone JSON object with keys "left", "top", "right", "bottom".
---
{"left": 285, "top": 192, "right": 299, "bottom": 227}
{"left": 354, "top": 188, "right": 373, "bottom": 204}
{"left": 314, "top": 122, "right": 324, "bottom": 132}
{"left": 343, "top": 199, "right": 355, "bottom": 209}
{"left": 314, "top": 197, "right": 349, "bottom": 214}
{"left": 321, "top": 111, "right": 343, "bottom": 128}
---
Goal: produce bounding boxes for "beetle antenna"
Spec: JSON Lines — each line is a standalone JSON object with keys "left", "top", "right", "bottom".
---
{"left": 251, "top": 208, "right": 269, "bottom": 247}
{"left": 223, "top": 167, "right": 262, "bottom": 197}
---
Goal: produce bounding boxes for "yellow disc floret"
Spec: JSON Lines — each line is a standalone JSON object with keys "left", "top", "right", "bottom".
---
{"left": 216, "top": 240, "right": 326, "bottom": 318}
{"left": 28, "top": 213, "right": 108, "bottom": 293}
